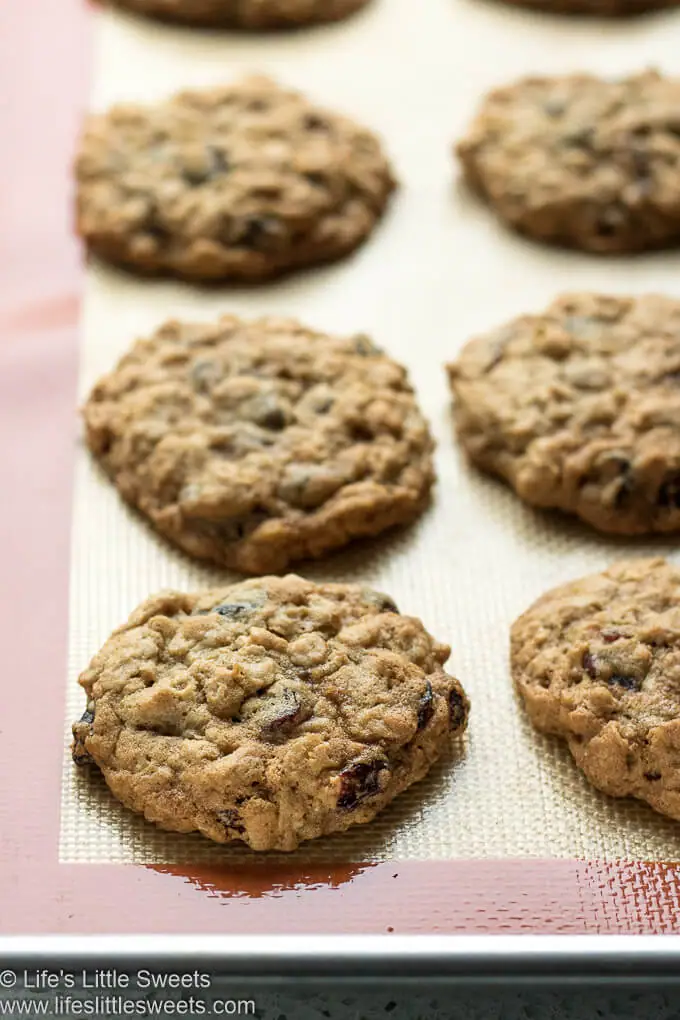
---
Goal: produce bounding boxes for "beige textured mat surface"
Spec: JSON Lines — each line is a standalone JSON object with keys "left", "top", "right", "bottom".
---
{"left": 61, "top": 0, "right": 680, "bottom": 864}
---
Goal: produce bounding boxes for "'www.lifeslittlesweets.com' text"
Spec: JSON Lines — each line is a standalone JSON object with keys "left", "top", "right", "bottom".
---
{"left": 0, "top": 997, "right": 256, "bottom": 1015}
{"left": 0, "top": 970, "right": 255, "bottom": 1016}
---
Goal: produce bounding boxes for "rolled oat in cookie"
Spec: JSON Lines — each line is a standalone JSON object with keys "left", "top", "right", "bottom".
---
{"left": 75, "top": 75, "right": 395, "bottom": 282}
{"left": 107, "top": 0, "right": 371, "bottom": 26}
{"left": 512, "top": 558, "right": 680, "bottom": 822}
{"left": 84, "top": 315, "right": 435, "bottom": 573}
{"left": 456, "top": 71, "right": 680, "bottom": 254}
{"left": 72, "top": 575, "right": 469, "bottom": 851}
{"left": 447, "top": 293, "right": 680, "bottom": 536}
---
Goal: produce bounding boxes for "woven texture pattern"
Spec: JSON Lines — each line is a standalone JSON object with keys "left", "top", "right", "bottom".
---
{"left": 61, "top": 0, "right": 680, "bottom": 864}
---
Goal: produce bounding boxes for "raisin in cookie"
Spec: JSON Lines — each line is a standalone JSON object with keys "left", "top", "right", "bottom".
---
{"left": 72, "top": 576, "right": 469, "bottom": 851}
{"left": 456, "top": 71, "right": 680, "bottom": 253}
{"left": 84, "top": 315, "right": 434, "bottom": 573}
{"left": 512, "top": 558, "right": 680, "bottom": 822}
{"left": 108, "top": 0, "right": 370, "bottom": 27}
{"left": 75, "top": 76, "right": 395, "bottom": 282}
{"left": 447, "top": 293, "right": 680, "bottom": 536}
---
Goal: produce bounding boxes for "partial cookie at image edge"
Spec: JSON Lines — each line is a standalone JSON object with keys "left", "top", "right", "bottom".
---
{"left": 447, "top": 292, "right": 680, "bottom": 536}
{"left": 455, "top": 71, "right": 680, "bottom": 254}
{"left": 491, "top": 0, "right": 680, "bottom": 14}
{"left": 106, "top": 0, "right": 372, "bottom": 27}
{"left": 511, "top": 557, "right": 680, "bottom": 824}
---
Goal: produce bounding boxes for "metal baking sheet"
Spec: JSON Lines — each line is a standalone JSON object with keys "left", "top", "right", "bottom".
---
{"left": 5, "top": 0, "right": 680, "bottom": 938}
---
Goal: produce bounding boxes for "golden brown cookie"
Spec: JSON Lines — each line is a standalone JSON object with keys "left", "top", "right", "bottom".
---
{"left": 85, "top": 315, "right": 435, "bottom": 573}
{"left": 73, "top": 576, "right": 469, "bottom": 851}
{"left": 456, "top": 71, "right": 680, "bottom": 253}
{"left": 76, "top": 76, "right": 396, "bottom": 281}
{"left": 447, "top": 293, "right": 680, "bottom": 536}
{"left": 512, "top": 558, "right": 680, "bottom": 822}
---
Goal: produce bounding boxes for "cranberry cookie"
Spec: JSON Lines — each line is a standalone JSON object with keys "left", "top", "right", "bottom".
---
{"left": 85, "top": 315, "right": 435, "bottom": 573}
{"left": 495, "top": 0, "right": 679, "bottom": 14}
{"left": 512, "top": 558, "right": 680, "bottom": 822}
{"left": 73, "top": 576, "right": 469, "bottom": 851}
{"left": 108, "top": 0, "right": 371, "bottom": 27}
{"left": 76, "top": 76, "right": 395, "bottom": 281}
{"left": 447, "top": 293, "right": 680, "bottom": 536}
{"left": 457, "top": 71, "right": 680, "bottom": 253}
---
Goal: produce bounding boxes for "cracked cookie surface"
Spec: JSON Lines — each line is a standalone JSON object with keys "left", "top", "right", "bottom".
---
{"left": 512, "top": 558, "right": 680, "bottom": 822}
{"left": 447, "top": 293, "right": 680, "bottom": 536}
{"left": 75, "top": 76, "right": 395, "bottom": 281}
{"left": 108, "top": 0, "right": 371, "bottom": 26}
{"left": 72, "top": 575, "right": 469, "bottom": 851}
{"left": 457, "top": 71, "right": 680, "bottom": 253}
{"left": 84, "top": 315, "right": 435, "bottom": 573}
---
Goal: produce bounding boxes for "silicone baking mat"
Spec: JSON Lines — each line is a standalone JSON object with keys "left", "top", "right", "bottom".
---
{"left": 5, "top": 0, "right": 680, "bottom": 934}
{"left": 60, "top": 0, "right": 680, "bottom": 866}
